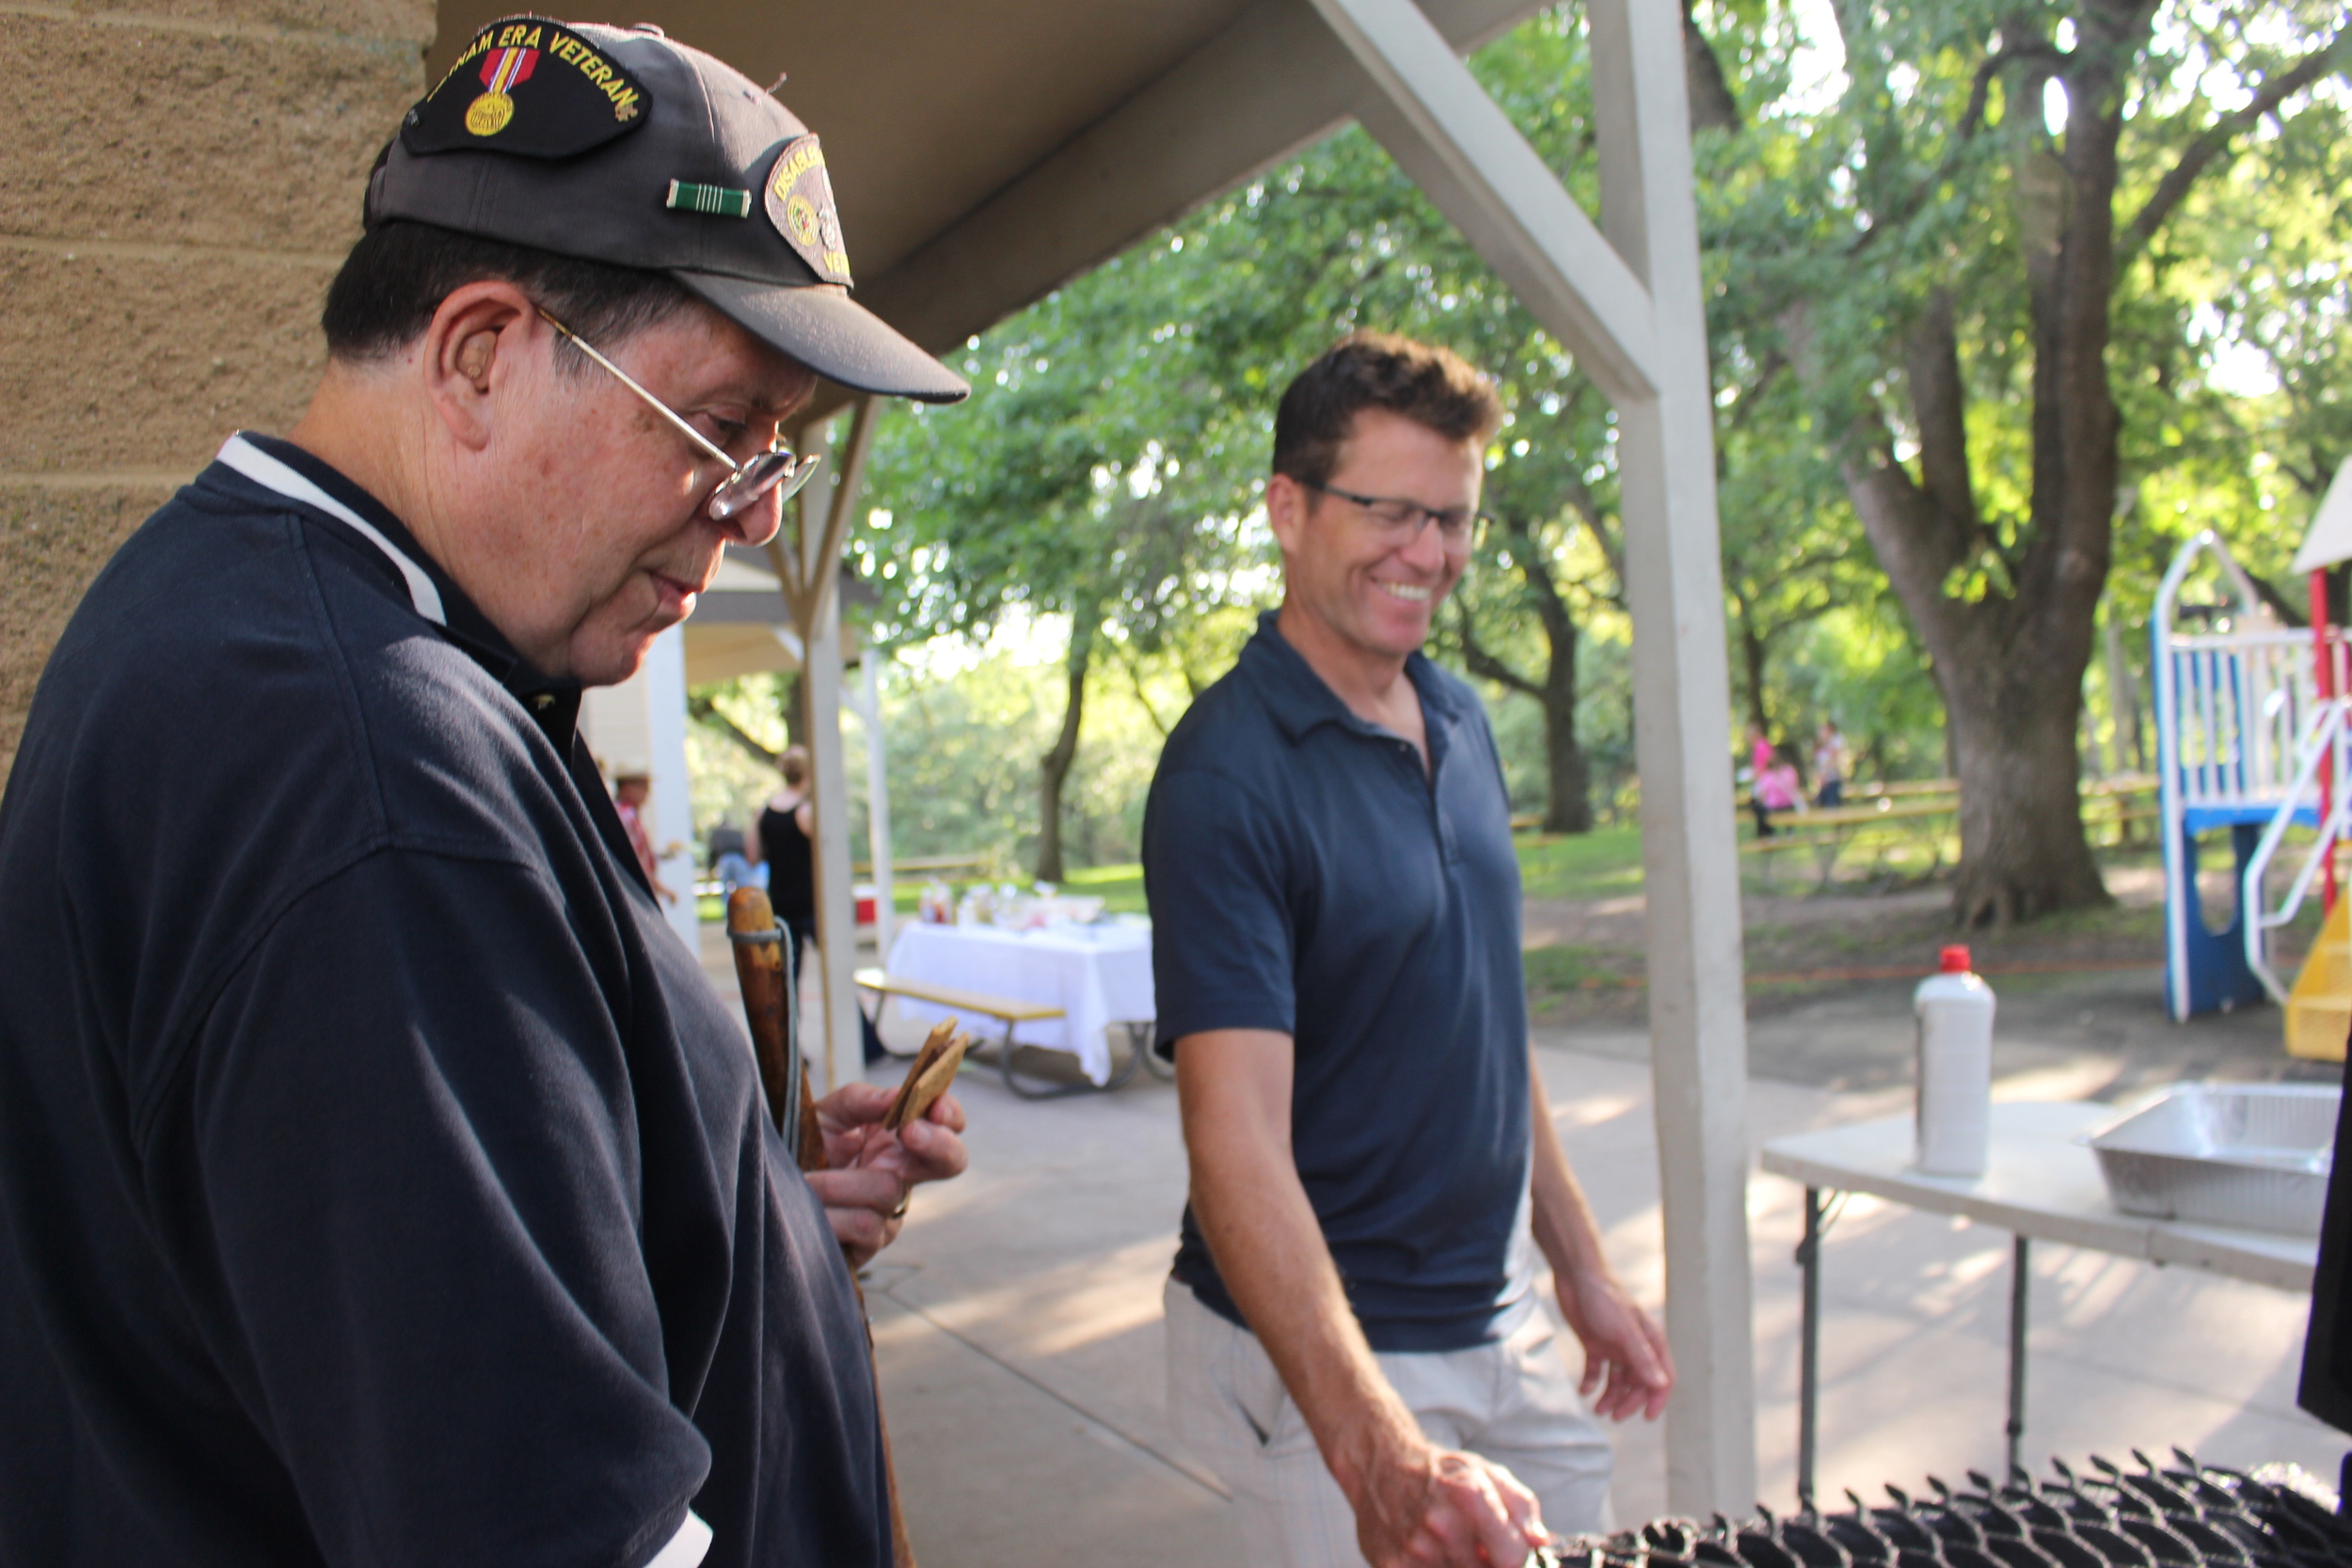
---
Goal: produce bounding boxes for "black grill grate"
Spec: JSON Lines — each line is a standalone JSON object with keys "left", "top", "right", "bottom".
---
{"left": 1545, "top": 1454, "right": 2352, "bottom": 1568}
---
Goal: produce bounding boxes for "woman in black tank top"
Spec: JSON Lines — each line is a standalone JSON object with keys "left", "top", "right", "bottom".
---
{"left": 751, "top": 746, "right": 884, "bottom": 1063}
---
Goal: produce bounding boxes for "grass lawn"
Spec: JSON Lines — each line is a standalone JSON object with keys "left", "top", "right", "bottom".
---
{"left": 1514, "top": 825, "right": 1647, "bottom": 902}
{"left": 698, "top": 829, "right": 1648, "bottom": 926}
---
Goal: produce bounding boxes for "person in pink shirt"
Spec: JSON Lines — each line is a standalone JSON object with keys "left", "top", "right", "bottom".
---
{"left": 612, "top": 772, "right": 677, "bottom": 906}
{"left": 1752, "top": 745, "right": 1804, "bottom": 837}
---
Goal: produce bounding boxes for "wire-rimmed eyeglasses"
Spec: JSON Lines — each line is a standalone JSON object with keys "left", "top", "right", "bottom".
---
{"left": 538, "top": 308, "right": 822, "bottom": 522}
{"left": 1303, "top": 479, "right": 1487, "bottom": 550}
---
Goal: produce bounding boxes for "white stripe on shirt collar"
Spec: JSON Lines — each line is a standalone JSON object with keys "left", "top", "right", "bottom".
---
{"left": 215, "top": 434, "right": 447, "bottom": 626}
{"left": 644, "top": 1511, "right": 713, "bottom": 1568}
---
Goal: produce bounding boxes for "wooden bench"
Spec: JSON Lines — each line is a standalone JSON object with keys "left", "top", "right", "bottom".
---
{"left": 1739, "top": 797, "right": 1959, "bottom": 891}
{"left": 852, "top": 968, "right": 1143, "bottom": 1099}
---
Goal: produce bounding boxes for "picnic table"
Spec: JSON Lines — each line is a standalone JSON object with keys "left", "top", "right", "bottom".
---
{"left": 874, "top": 919, "right": 1157, "bottom": 1091}
{"left": 1736, "top": 774, "right": 2156, "bottom": 889}
{"left": 1740, "top": 795, "right": 1959, "bottom": 889}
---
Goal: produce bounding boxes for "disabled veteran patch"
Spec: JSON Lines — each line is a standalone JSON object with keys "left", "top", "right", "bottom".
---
{"left": 403, "top": 17, "right": 649, "bottom": 159}
{"left": 765, "top": 135, "right": 851, "bottom": 284}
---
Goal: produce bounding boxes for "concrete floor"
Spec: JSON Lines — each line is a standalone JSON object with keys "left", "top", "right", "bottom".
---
{"left": 699, "top": 926, "right": 2345, "bottom": 1563}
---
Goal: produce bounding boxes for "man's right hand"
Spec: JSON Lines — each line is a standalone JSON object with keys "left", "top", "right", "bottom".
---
{"left": 1342, "top": 1426, "right": 1550, "bottom": 1567}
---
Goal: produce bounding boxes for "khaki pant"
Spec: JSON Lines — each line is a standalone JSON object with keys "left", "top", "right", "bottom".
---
{"left": 1164, "top": 1279, "right": 1614, "bottom": 1567}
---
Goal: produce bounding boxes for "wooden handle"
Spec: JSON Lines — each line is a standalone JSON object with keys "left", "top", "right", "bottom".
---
{"left": 726, "top": 888, "right": 825, "bottom": 1171}
{"left": 727, "top": 886, "right": 914, "bottom": 1564}
{"left": 725, "top": 888, "right": 792, "bottom": 1131}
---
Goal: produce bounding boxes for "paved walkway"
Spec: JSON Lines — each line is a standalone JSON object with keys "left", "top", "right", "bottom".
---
{"left": 699, "top": 926, "right": 2343, "bottom": 1564}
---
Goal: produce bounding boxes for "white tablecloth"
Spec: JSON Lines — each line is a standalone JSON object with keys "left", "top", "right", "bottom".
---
{"left": 882, "top": 921, "right": 1154, "bottom": 1085}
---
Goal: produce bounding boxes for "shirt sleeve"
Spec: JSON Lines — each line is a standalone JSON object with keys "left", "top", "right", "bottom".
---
{"left": 1143, "top": 766, "right": 1300, "bottom": 1047}
{"left": 164, "top": 847, "right": 710, "bottom": 1568}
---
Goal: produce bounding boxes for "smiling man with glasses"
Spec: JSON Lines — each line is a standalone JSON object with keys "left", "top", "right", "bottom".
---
{"left": 0, "top": 20, "right": 970, "bottom": 1568}
{"left": 1146, "top": 332, "right": 1675, "bottom": 1568}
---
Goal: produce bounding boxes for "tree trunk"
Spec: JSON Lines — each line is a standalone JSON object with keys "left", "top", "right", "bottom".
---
{"left": 1681, "top": 0, "right": 1740, "bottom": 134}
{"left": 779, "top": 675, "right": 806, "bottom": 752}
{"left": 1942, "top": 640, "right": 2108, "bottom": 924}
{"left": 1035, "top": 616, "right": 1093, "bottom": 882}
{"left": 1539, "top": 629, "right": 1592, "bottom": 834}
{"left": 1458, "top": 530, "right": 1595, "bottom": 833}
{"left": 1823, "top": 287, "right": 2112, "bottom": 925}
{"left": 1732, "top": 593, "right": 1772, "bottom": 737}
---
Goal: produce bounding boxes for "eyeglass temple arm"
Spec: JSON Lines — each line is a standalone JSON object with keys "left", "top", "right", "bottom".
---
{"left": 535, "top": 309, "right": 738, "bottom": 468}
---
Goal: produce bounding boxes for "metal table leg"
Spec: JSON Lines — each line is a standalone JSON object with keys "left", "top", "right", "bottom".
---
{"left": 2007, "top": 1234, "right": 2030, "bottom": 1478}
{"left": 1797, "top": 1185, "right": 1823, "bottom": 1511}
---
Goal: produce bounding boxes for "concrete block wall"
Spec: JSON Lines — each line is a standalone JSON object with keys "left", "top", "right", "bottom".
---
{"left": 0, "top": 0, "right": 433, "bottom": 783}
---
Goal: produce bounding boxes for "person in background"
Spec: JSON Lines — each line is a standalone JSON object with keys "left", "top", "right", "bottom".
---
{"left": 709, "top": 820, "right": 759, "bottom": 894}
{"left": 1754, "top": 743, "right": 1806, "bottom": 836}
{"left": 612, "top": 771, "right": 677, "bottom": 905}
{"left": 754, "top": 745, "right": 887, "bottom": 1065}
{"left": 1813, "top": 719, "right": 1850, "bottom": 808}
{"left": 1742, "top": 721, "right": 1773, "bottom": 837}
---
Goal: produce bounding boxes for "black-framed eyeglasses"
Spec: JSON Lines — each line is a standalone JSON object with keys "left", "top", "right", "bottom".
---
{"left": 538, "top": 308, "right": 823, "bottom": 522}
{"left": 1303, "top": 480, "right": 1486, "bottom": 549}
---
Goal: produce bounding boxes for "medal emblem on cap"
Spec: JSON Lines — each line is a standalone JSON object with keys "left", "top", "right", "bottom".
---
{"left": 765, "top": 135, "right": 852, "bottom": 285}
{"left": 466, "top": 42, "right": 537, "bottom": 136}
{"left": 402, "top": 18, "right": 649, "bottom": 160}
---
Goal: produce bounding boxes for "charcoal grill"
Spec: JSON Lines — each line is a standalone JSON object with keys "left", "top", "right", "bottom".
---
{"left": 1543, "top": 1453, "right": 2352, "bottom": 1568}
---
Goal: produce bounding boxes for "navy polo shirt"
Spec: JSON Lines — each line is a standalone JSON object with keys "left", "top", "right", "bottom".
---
{"left": 1145, "top": 612, "right": 1534, "bottom": 1353}
{"left": 0, "top": 436, "right": 889, "bottom": 1567}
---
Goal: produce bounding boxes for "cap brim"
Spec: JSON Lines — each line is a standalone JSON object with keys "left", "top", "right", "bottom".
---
{"left": 675, "top": 272, "right": 969, "bottom": 404}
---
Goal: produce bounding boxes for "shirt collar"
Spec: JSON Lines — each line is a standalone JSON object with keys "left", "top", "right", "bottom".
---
{"left": 1240, "top": 609, "right": 1465, "bottom": 746}
{"left": 215, "top": 433, "right": 581, "bottom": 745}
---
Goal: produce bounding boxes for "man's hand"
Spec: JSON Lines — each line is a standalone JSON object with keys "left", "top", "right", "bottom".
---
{"left": 805, "top": 1081, "right": 967, "bottom": 1267}
{"left": 1555, "top": 1266, "right": 1673, "bottom": 1423}
{"left": 1342, "top": 1425, "right": 1549, "bottom": 1568}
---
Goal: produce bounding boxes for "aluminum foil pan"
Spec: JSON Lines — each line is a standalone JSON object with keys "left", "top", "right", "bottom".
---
{"left": 2085, "top": 1084, "right": 2339, "bottom": 1237}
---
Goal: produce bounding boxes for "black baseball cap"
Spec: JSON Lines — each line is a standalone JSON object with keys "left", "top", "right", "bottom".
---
{"left": 369, "top": 15, "right": 968, "bottom": 404}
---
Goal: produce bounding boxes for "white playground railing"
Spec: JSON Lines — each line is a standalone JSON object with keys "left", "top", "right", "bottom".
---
{"left": 2242, "top": 696, "right": 2352, "bottom": 1003}
{"left": 2154, "top": 531, "right": 2352, "bottom": 1019}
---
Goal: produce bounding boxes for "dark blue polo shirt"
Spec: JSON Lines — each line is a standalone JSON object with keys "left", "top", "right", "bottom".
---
{"left": 0, "top": 436, "right": 889, "bottom": 1567}
{"left": 1145, "top": 612, "right": 1533, "bottom": 1353}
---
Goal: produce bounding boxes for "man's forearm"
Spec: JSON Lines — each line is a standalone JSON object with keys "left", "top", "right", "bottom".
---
{"left": 1526, "top": 1053, "right": 1611, "bottom": 1282}
{"left": 1176, "top": 1030, "right": 1422, "bottom": 1494}
{"left": 1526, "top": 1048, "right": 1676, "bottom": 1419}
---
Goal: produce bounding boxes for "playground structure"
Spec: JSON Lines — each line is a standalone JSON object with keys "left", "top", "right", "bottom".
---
{"left": 2155, "top": 491, "right": 2352, "bottom": 1056}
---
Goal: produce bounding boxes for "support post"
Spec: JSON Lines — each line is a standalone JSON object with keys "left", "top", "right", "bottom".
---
{"left": 2312, "top": 569, "right": 2336, "bottom": 912}
{"left": 860, "top": 651, "right": 897, "bottom": 959}
{"left": 1796, "top": 1187, "right": 1822, "bottom": 1513}
{"left": 2006, "top": 1235, "right": 2030, "bottom": 1479}
{"left": 1302, "top": 0, "right": 1757, "bottom": 1513}
{"left": 771, "top": 397, "right": 882, "bottom": 1093}
{"left": 644, "top": 624, "right": 703, "bottom": 956}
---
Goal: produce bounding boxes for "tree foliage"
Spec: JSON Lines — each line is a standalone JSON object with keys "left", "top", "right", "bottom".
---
{"left": 796, "top": 0, "right": 2352, "bottom": 905}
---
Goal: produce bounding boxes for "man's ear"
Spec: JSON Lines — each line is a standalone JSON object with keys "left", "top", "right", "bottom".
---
{"left": 419, "top": 281, "right": 541, "bottom": 452}
{"left": 1264, "top": 471, "right": 1310, "bottom": 553}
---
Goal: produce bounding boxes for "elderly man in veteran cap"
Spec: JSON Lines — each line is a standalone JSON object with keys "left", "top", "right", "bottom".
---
{"left": 0, "top": 20, "right": 968, "bottom": 1568}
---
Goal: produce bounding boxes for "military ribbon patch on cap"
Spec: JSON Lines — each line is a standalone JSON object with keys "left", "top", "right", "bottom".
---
{"left": 403, "top": 16, "right": 650, "bottom": 160}
{"left": 666, "top": 180, "right": 752, "bottom": 218}
{"left": 765, "top": 135, "right": 851, "bottom": 285}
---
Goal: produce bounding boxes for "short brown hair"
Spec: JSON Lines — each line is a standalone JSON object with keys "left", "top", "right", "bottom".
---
{"left": 322, "top": 219, "right": 695, "bottom": 369}
{"left": 778, "top": 745, "right": 810, "bottom": 788}
{"left": 1271, "top": 332, "right": 1502, "bottom": 488}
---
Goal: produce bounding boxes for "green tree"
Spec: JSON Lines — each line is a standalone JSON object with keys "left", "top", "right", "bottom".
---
{"left": 1713, "top": 0, "right": 2349, "bottom": 922}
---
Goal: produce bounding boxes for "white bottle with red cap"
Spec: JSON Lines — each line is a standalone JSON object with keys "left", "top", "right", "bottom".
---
{"left": 1914, "top": 945, "right": 1995, "bottom": 1177}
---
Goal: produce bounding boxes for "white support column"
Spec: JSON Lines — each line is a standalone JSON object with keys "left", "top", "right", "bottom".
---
{"left": 795, "top": 398, "right": 883, "bottom": 1095}
{"left": 859, "top": 652, "right": 897, "bottom": 959}
{"left": 644, "top": 624, "right": 703, "bottom": 956}
{"left": 1308, "top": 0, "right": 1756, "bottom": 1513}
